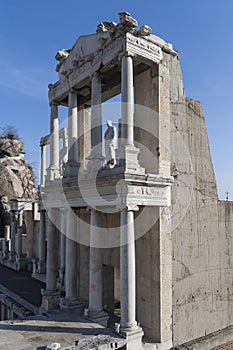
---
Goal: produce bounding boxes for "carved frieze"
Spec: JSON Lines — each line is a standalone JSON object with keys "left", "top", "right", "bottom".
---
{"left": 96, "top": 21, "right": 117, "bottom": 33}
{"left": 102, "top": 36, "right": 124, "bottom": 65}
{"left": 49, "top": 31, "right": 163, "bottom": 102}
{"left": 126, "top": 32, "right": 163, "bottom": 63}
{"left": 70, "top": 61, "right": 92, "bottom": 83}
{"left": 44, "top": 175, "right": 171, "bottom": 209}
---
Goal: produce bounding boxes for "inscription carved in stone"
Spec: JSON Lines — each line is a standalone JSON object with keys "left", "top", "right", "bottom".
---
{"left": 126, "top": 32, "right": 163, "bottom": 63}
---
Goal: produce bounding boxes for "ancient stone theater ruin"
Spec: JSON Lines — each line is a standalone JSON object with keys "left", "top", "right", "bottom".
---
{"left": 1, "top": 11, "right": 233, "bottom": 350}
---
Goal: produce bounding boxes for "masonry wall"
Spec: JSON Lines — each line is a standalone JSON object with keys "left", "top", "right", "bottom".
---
{"left": 134, "top": 58, "right": 174, "bottom": 342}
{"left": 171, "top": 96, "right": 233, "bottom": 345}
{"left": 134, "top": 51, "right": 233, "bottom": 346}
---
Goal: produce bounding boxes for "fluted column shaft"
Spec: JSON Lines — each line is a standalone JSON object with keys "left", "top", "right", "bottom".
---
{"left": 49, "top": 103, "right": 59, "bottom": 180}
{"left": 88, "top": 210, "right": 103, "bottom": 315}
{"left": 121, "top": 53, "right": 134, "bottom": 146}
{"left": 120, "top": 208, "right": 137, "bottom": 331}
{"left": 10, "top": 210, "right": 16, "bottom": 261}
{"left": 60, "top": 209, "right": 67, "bottom": 272}
{"left": 68, "top": 90, "right": 78, "bottom": 162}
{"left": 40, "top": 145, "right": 46, "bottom": 187}
{"left": 39, "top": 210, "right": 46, "bottom": 264}
{"left": 64, "top": 209, "right": 78, "bottom": 300}
{"left": 91, "top": 73, "right": 102, "bottom": 156}
{"left": 46, "top": 209, "right": 59, "bottom": 291}
{"left": 17, "top": 211, "right": 23, "bottom": 256}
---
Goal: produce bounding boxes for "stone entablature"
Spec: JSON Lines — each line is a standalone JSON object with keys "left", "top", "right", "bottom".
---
{"left": 48, "top": 13, "right": 176, "bottom": 104}
{"left": 41, "top": 173, "right": 172, "bottom": 210}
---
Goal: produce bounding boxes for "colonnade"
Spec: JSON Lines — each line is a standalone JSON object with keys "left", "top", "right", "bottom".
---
{"left": 40, "top": 52, "right": 141, "bottom": 333}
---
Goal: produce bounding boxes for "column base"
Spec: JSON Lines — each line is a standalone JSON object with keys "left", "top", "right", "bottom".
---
{"left": 63, "top": 160, "right": 81, "bottom": 177}
{"left": 86, "top": 153, "right": 105, "bottom": 173}
{"left": 16, "top": 254, "right": 27, "bottom": 271}
{"left": 38, "top": 261, "right": 46, "bottom": 274}
{"left": 32, "top": 259, "right": 37, "bottom": 274}
{"left": 57, "top": 268, "right": 65, "bottom": 291}
{"left": 3, "top": 251, "right": 9, "bottom": 260}
{"left": 9, "top": 252, "right": 16, "bottom": 263}
{"left": 48, "top": 166, "right": 60, "bottom": 181}
{"left": 85, "top": 309, "right": 109, "bottom": 327}
{"left": 40, "top": 290, "right": 60, "bottom": 313}
{"left": 60, "top": 297, "right": 83, "bottom": 314}
{"left": 147, "top": 340, "right": 173, "bottom": 350}
{"left": 117, "top": 145, "right": 145, "bottom": 175}
{"left": 120, "top": 326, "right": 144, "bottom": 350}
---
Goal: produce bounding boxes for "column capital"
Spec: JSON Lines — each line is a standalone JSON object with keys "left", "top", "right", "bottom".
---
{"left": 69, "top": 87, "right": 79, "bottom": 94}
{"left": 60, "top": 207, "right": 69, "bottom": 214}
{"left": 90, "top": 71, "right": 102, "bottom": 81}
{"left": 10, "top": 210, "right": 17, "bottom": 216}
{"left": 49, "top": 101, "right": 59, "bottom": 107}
{"left": 126, "top": 205, "right": 139, "bottom": 212}
{"left": 119, "top": 51, "right": 136, "bottom": 61}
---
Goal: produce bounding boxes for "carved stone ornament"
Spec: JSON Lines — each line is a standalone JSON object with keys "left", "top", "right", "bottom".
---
{"left": 96, "top": 21, "right": 117, "bottom": 33}
{"left": 126, "top": 32, "right": 163, "bottom": 63}
{"left": 118, "top": 12, "right": 138, "bottom": 28}
{"left": 138, "top": 25, "right": 152, "bottom": 37}
{"left": 55, "top": 49, "right": 71, "bottom": 62}
{"left": 60, "top": 69, "right": 73, "bottom": 77}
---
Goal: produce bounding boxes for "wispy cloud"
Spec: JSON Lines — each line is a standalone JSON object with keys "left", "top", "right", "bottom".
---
{"left": 0, "top": 60, "right": 48, "bottom": 99}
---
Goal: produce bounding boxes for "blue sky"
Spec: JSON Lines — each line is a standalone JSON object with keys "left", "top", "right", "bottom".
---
{"left": 0, "top": 1, "right": 232, "bottom": 199}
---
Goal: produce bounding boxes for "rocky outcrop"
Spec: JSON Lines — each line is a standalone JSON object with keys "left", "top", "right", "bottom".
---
{"left": 0, "top": 138, "right": 37, "bottom": 235}
{"left": 0, "top": 138, "right": 24, "bottom": 157}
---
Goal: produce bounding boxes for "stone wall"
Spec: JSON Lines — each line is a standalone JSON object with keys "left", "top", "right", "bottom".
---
{"left": 134, "top": 50, "right": 233, "bottom": 346}
{"left": 171, "top": 97, "right": 233, "bottom": 345}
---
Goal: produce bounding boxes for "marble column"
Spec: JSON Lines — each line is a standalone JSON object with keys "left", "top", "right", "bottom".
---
{"left": 46, "top": 210, "right": 58, "bottom": 291}
{"left": 65, "top": 90, "right": 79, "bottom": 176}
{"left": 49, "top": 102, "right": 60, "bottom": 180}
{"left": 4, "top": 225, "right": 10, "bottom": 259}
{"left": 1, "top": 303, "right": 6, "bottom": 321}
{"left": 60, "top": 209, "right": 82, "bottom": 312}
{"left": 7, "top": 307, "right": 13, "bottom": 321}
{"left": 38, "top": 210, "right": 46, "bottom": 273}
{"left": 68, "top": 90, "right": 78, "bottom": 162}
{"left": 121, "top": 52, "right": 134, "bottom": 147}
{"left": 118, "top": 52, "right": 144, "bottom": 175}
{"left": 120, "top": 208, "right": 138, "bottom": 332}
{"left": 91, "top": 73, "right": 102, "bottom": 154}
{"left": 9, "top": 210, "right": 16, "bottom": 262}
{"left": 87, "top": 72, "right": 104, "bottom": 170}
{"left": 17, "top": 211, "right": 23, "bottom": 257}
{"left": 87, "top": 210, "right": 108, "bottom": 326}
{"left": 40, "top": 209, "right": 60, "bottom": 312}
{"left": 58, "top": 208, "right": 67, "bottom": 290}
{"left": 40, "top": 144, "right": 47, "bottom": 187}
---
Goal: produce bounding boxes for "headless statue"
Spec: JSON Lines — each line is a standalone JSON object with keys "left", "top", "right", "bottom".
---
{"left": 104, "top": 120, "right": 116, "bottom": 168}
